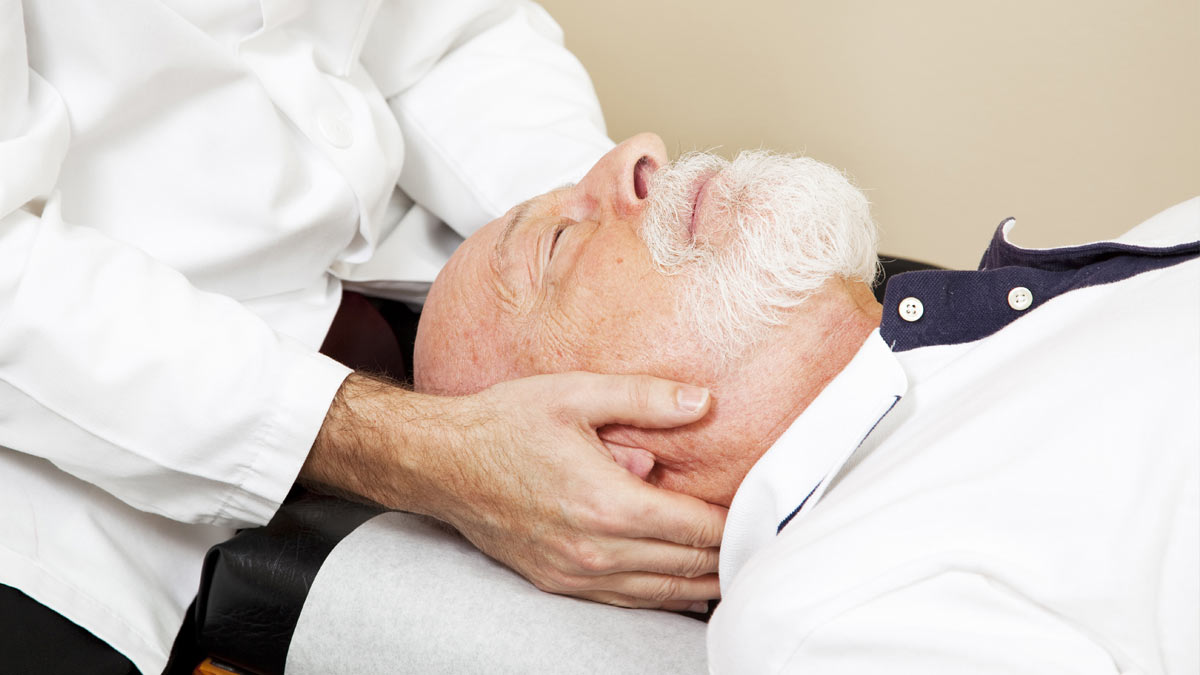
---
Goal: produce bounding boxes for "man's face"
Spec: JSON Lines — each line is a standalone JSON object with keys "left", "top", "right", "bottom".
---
{"left": 415, "top": 133, "right": 717, "bottom": 396}
{"left": 415, "top": 133, "right": 875, "bottom": 505}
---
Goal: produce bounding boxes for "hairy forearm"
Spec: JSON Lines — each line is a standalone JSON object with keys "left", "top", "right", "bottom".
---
{"left": 303, "top": 372, "right": 539, "bottom": 538}
{"left": 302, "top": 372, "right": 467, "bottom": 514}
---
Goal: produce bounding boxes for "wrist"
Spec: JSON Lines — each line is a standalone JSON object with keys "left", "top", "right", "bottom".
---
{"left": 303, "top": 372, "right": 462, "bottom": 511}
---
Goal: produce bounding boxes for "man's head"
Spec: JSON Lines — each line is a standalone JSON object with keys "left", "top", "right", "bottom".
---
{"left": 415, "top": 134, "right": 882, "bottom": 506}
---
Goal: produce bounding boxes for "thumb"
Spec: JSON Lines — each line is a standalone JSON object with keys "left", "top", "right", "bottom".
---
{"left": 556, "top": 372, "right": 710, "bottom": 429}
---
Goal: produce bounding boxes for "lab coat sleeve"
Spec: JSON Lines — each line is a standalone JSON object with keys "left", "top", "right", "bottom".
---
{"left": 362, "top": 0, "right": 615, "bottom": 236}
{"left": 712, "top": 571, "right": 1122, "bottom": 674}
{"left": 0, "top": 6, "right": 351, "bottom": 529}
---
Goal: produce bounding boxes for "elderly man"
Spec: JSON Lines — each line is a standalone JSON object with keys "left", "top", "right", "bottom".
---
{"left": 415, "top": 133, "right": 1199, "bottom": 673}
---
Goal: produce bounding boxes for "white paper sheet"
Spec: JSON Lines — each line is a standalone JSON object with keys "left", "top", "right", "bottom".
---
{"left": 287, "top": 512, "right": 708, "bottom": 674}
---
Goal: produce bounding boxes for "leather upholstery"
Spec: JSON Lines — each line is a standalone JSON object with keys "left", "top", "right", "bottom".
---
{"left": 193, "top": 488, "right": 384, "bottom": 674}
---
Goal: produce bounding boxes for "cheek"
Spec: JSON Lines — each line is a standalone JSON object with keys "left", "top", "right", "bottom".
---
{"left": 569, "top": 312, "right": 713, "bottom": 388}
{"left": 548, "top": 232, "right": 707, "bottom": 374}
{"left": 558, "top": 286, "right": 661, "bottom": 370}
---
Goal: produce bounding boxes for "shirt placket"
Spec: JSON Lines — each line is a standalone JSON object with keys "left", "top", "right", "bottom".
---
{"left": 238, "top": 0, "right": 403, "bottom": 261}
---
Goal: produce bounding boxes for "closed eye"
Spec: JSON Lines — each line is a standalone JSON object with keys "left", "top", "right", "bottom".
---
{"left": 549, "top": 225, "right": 567, "bottom": 260}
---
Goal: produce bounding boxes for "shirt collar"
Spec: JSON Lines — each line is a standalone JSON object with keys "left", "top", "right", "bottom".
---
{"left": 718, "top": 329, "right": 908, "bottom": 592}
{"left": 881, "top": 217, "right": 1199, "bottom": 353}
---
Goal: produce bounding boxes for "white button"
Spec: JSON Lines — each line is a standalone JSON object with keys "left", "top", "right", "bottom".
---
{"left": 898, "top": 297, "right": 924, "bottom": 322}
{"left": 316, "top": 108, "right": 354, "bottom": 149}
{"left": 1007, "top": 286, "right": 1033, "bottom": 311}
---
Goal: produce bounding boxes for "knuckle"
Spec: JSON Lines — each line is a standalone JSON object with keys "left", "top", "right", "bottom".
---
{"left": 579, "top": 544, "right": 611, "bottom": 575}
{"left": 576, "top": 494, "right": 619, "bottom": 534}
{"left": 628, "top": 375, "right": 655, "bottom": 412}
{"left": 680, "top": 549, "right": 711, "bottom": 578}
{"left": 679, "top": 510, "right": 721, "bottom": 548}
{"left": 649, "top": 576, "right": 681, "bottom": 603}
{"left": 563, "top": 574, "right": 593, "bottom": 593}
{"left": 552, "top": 570, "right": 589, "bottom": 593}
{"left": 565, "top": 538, "right": 609, "bottom": 574}
{"left": 682, "top": 523, "right": 708, "bottom": 549}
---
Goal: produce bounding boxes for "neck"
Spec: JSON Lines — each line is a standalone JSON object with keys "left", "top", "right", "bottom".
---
{"left": 602, "top": 279, "right": 882, "bottom": 506}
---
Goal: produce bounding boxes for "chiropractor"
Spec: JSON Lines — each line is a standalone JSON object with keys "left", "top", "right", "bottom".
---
{"left": 0, "top": 2, "right": 724, "bottom": 673}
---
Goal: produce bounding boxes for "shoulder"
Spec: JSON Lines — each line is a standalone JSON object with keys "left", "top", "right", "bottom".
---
{"left": 1113, "top": 197, "right": 1199, "bottom": 248}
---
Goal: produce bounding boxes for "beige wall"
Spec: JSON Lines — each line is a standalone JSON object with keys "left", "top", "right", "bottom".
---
{"left": 539, "top": 0, "right": 1200, "bottom": 269}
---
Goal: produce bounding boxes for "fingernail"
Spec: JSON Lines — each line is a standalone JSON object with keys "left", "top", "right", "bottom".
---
{"left": 689, "top": 601, "right": 709, "bottom": 613}
{"left": 676, "top": 386, "right": 708, "bottom": 413}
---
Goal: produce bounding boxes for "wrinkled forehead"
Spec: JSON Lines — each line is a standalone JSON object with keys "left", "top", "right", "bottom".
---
{"left": 414, "top": 216, "right": 521, "bottom": 395}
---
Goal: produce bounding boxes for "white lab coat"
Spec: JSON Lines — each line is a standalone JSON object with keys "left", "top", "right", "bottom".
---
{"left": 0, "top": 1, "right": 612, "bottom": 672}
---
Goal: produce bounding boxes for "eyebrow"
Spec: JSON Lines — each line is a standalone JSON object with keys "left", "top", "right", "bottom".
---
{"left": 495, "top": 199, "right": 533, "bottom": 267}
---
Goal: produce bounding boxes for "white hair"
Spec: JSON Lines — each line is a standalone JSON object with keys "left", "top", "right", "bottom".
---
{"left": 640, "top": 150, "right": 879, "bottom": 361}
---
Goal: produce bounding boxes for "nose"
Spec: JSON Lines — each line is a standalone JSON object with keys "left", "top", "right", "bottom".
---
{"left": 578, "top": 133, "right": 669, "bottom": 217}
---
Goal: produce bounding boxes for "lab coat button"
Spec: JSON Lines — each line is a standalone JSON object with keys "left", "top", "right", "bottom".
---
{"left": 898, "top": 297, "right": 924, "bottom": 322}
{"left": 317, "top": 108, "right": 354, "bottom": 149}
{"left": 1008, "top": 286, "right": 1033, "bottom": 310}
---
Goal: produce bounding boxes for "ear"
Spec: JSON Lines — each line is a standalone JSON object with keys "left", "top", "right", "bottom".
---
{"left": 598, "top": 428, "right": 657, "bottom": 479}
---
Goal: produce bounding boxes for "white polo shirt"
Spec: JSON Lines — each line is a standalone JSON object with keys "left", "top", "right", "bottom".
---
{"left": 710, "top": 198, "right": 1200, "bottom": 674}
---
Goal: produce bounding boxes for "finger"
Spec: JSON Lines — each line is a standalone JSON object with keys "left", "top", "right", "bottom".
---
{"left": 596, "top": 540, "right": 720, "bottom": 578}
{"left": 621, "top": 483, "right": 728, "bottom": 548}
{"left": 554, "top": 372, "right": 710, "bottom": 429}
{"left": 584, "top": 571, "right": 721, "bottom": 605}
{"left": 602, "top": 440, "right": 656, "bottom": 479}
{"left": 573, "top": 590, "right": 711, "bottom": 614}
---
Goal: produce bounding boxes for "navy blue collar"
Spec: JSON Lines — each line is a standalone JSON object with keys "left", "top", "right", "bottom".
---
{"left": 880, "top": 219, "right": 1200, "bottom": 352}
